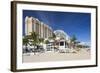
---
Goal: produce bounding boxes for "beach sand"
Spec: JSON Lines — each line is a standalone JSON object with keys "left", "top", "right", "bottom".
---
{"left": 22, "top": 48, "right": 91, "bottom": 63}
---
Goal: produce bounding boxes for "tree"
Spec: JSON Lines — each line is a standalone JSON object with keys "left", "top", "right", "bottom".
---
{"left": 51, "top": 33, "right": 56, "bottom": 46}
{"left": 29, "top": 31, "right": 39, "bottom": 46}
{"left": 48, "top": 33, "right": 56, "bottom": 40}
{"left": 44, "top": 40, "right": 49, "bottom": 44}
{"left": 23, "top": 35, "right": 29, "bottom": 53}
{"left": 74, "top": 41, "right": 80, "bottom": 47}
{"left": 38, "top": 38, "right": 44, "bottom": 44}
{"left": 77, "top": 45, "right": 83, "bottom": 48}
{"left": 52, "top": 33, "right": 56, "bottom": 39}
{"left": 29, "top": 31, "right": 39, "bottom": 54}
{"left": 70, "top": 35, "right": 79, "bottom": 49}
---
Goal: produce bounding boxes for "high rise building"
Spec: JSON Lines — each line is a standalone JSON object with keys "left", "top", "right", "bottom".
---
{"left": 25, "top": 16, "right": 53, "bottom": 39}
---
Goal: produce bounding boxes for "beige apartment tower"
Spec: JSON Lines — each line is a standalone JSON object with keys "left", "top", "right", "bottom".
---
{"left": 25, "top": 16, "right": 53, "bottom": 39}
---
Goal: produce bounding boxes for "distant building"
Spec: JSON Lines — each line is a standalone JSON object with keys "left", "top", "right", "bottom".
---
{"left": 25, "top": 16, "right": 53, "bottom": 39}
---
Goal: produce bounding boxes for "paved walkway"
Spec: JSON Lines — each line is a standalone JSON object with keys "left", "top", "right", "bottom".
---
{"left": 22, "top": 49, "right": 90, "bottom": 63}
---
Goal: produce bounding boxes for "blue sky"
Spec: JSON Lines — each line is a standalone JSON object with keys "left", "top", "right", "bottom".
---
{"left": 23, "top": 10, "right": 91, "bottom": 45}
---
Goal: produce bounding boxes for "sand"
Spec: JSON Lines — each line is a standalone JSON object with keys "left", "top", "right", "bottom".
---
{"left": 22, "top": 48, "right": 91, "bottom": 63}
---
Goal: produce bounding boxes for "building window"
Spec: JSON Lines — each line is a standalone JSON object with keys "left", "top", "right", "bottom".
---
{"left": 60, "top": 42, "right": 64, "bottom": 46}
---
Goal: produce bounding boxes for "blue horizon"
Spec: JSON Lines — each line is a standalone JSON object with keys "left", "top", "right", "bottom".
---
{"left": 23, "top": 10, "right": 91, "bottom": 46}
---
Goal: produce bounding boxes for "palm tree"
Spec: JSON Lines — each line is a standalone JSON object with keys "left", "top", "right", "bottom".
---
{"left": 48, "top": 33, "right": 56, "bottom": 40}
{"left": 44, "top": 39, "right": 50, "bottom": 51}
{"left": 70, "top": 35, "right": 77, "bottom": 49}
{"left": 30, "top": 31, "right": 39, "bottom": 45}
{"left": 38, "top": 38, "right": 44, "bottom": 52}
{"left": 29, "top": 31, "right": 39, "bottom": 54}
{"left": 23, "top": 35, "right": 29, "bottom": 53}
{"left": 52, "top": 33, "right": 59, "bottom": 51}
{"left": 49, "top": 33, "right": 57, "bottom": 50}
{"left": 52, "top": 33, "right": 56, "bottom": 40}
{"left": 39, "top": 38, "right": 44, "bottom": 44}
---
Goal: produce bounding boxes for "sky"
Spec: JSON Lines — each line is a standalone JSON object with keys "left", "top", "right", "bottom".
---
{"left": 23, "top": 10, "right": 91, "bottom": 45}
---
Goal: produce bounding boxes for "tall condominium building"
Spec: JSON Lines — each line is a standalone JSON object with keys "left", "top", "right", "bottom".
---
{"left": 25, "top": 16, "right": 53, "bottom": 39}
